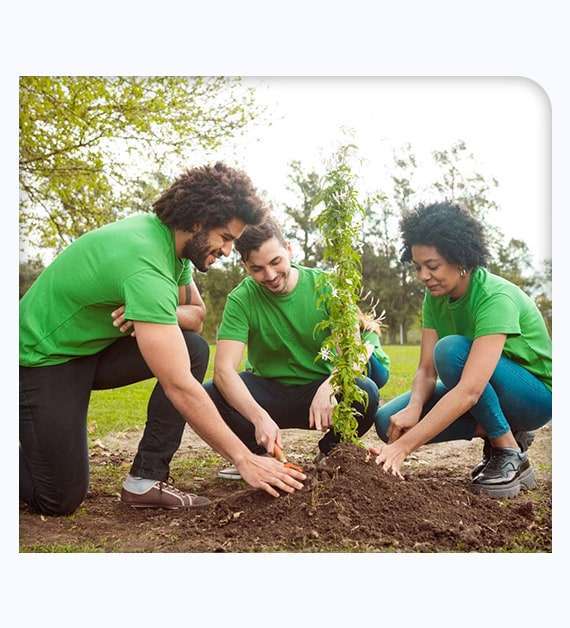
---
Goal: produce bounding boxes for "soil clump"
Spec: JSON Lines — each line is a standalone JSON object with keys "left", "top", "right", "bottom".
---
{"left": 172, "top": 443, "right": 549, "bottom": 552}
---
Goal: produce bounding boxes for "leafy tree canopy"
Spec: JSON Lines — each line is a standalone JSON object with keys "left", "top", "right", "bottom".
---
{"left": 20, "top": 76, "right": 260, "bottom": 249}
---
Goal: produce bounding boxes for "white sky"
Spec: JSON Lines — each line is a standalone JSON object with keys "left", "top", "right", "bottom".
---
{"left": 200, "top": 77, "right": 550, "bottom": 267}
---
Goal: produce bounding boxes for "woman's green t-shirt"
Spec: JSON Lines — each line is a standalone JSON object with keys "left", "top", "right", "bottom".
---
{"left": 422, "top": 267, "right": 551, "bottom": 390}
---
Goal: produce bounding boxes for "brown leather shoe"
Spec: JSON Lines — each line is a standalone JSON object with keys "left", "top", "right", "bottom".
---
{"left": 121, "top": 481, "right": 210, "bottom": 509}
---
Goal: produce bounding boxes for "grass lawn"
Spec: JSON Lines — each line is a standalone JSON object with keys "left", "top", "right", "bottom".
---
{"left": 87, "top": 344, "right": 420, "bottom": 440}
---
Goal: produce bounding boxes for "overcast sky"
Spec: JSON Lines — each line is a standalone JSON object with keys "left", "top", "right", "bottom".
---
{"left": 201, "top": 77, "right": 550, "bottom": 267}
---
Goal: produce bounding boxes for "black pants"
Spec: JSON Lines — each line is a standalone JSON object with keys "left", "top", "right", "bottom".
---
{"left": 204, "top": 372, "right": 378, "bottom": 455}
{"left": 19, "top": 332, "right": 209, "bottom": 516}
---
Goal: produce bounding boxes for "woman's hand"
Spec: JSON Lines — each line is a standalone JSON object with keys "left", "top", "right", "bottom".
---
{"left": 387, "top": 406, "right": 421, "bottom": 443}
{"left": 369, "top": 442, "right": 409, "bottom": 479}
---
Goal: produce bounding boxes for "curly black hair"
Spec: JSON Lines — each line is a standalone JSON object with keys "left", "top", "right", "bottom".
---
{"left": 153, "top": 162, "right": 267, "bottom": 232}
{"left": 399, "top": 201, "right": 489, "bottom": 270}
{"left": 235, "top": 216, "right": 286, "bottom": 262}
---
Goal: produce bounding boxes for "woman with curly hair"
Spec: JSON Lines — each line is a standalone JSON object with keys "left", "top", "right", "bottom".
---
{"left": 373, "top": 201, "right": 551, "bottom": 498}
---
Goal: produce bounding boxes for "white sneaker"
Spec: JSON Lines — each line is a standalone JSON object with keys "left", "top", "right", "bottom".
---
{"left": 218, "top": 452, "right": 279, "bottom": 481}
{"left": 217, "top": 465, "right": 242, "bottom": 480}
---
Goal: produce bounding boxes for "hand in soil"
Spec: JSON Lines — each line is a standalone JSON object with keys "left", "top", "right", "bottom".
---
{"left": 235, "top": 453, "right": 306, "bottom": 497}
{"left": 309, "top": 379, "right": 337, "bottom": 431}
{"left": 111, "top": 304, "right": 136, "bottom": 336}
{"left": 370, "top": 444, "right": 407, "bottom": 479}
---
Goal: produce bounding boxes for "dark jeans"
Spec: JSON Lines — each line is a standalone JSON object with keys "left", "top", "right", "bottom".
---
{"left": 19, "top": 331, "right": 209, "bottom": 516}
{"left": 204, "top": 372, "right": 379, "bottom": 455}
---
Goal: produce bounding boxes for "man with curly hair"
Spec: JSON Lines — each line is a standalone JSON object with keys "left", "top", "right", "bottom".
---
{"left": 20, "top": 163, "right": 305, "bottom": 516}
{"left": 372, "top": 201, "right": 551, "bottom": 498}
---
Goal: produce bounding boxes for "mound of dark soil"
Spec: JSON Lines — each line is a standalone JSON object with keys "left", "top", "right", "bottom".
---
{"left": 20, "top": 443, "right": 550, "bottom": 552}
{"left": 123, "top": 444, "right": 549, "bottom": 552}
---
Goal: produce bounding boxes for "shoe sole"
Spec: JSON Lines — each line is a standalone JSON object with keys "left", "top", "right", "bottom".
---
{"left": 122, "top": 502, "right": 210, "bottom": 509}
{"left": 471, "top": 467, "right": 537, "bottom": 499}
{"left": 217, "top": 471, "right": 242, "bottom": 481}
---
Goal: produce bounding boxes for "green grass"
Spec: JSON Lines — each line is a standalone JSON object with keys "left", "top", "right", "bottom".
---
{"left": 380, "top": 345, "right": 419, "bottom": 401}
{"left": 87, "top": 346, "right": 217, "bottom": 440}
{"left": 87, "top": 344, "right": 419, "bottom": 440}
{"left": 170, "top": 451, "right": 224, "bottom": 480}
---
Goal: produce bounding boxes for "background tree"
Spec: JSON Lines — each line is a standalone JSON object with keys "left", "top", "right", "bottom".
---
{"left": 361, "top": 145, "right": 423, "bottom": 344}
{"left": 488, "top": 238, "right": 539, "bottom": 293}
{"left": 431, "top": 140, "right": 502, "bottom": 252}
{"left": 282, "top": 160, "right": 324, "bottom": 266}
{"left": 19, "top": 76, "right": 261, "bottom": 250}
{"left": 193, "top": 259, "right": 246, "bottom": 344}
{"left": 129, "top": 171, "right": 173, "bottom": 215}
{"left": 533, "top": 259, "right": 552, "bottom": 335}
{"left": 19, "top": 257, "right": 44, "bottom": 299}
{"left": 282, "top": 140, "right": 549, "bottom": 347}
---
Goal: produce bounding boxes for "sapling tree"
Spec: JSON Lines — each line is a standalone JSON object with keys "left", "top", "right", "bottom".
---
{"left": 315, "top": 146, "right": 369, "bottom": 445}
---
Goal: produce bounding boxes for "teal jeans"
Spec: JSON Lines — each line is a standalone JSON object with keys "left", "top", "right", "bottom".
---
{"left": 375, "top": 335, "right": 552, "bottom": 443}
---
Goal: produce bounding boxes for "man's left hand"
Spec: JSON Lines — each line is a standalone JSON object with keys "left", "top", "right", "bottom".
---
{"left": 111, "top": 305, "right": 135, "bottom": 337}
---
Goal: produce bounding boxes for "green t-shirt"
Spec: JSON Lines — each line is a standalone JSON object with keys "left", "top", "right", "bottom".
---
{"left": 362, "top": 329, "right": 391, "bottom": 373}
{"left": 422, "top": 267, "right": 551, "bottom": 390}
{"left": 217, "top": 264, "right": 332, "bottom": 385}
{"left": 20, "top": 213, "right": 192, "bottom": 367}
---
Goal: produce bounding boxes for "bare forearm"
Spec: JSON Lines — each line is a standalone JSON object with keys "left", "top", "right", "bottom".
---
{"left": 214, "top": 368, "right": 268, "bottom": 425}
{"left": 166, "top": 378, "right": 249, "bottom": 463}
{"left": 176, "top": 304, "right": 205, "bottom": 332}
{"left": 399, "top": 384, "right": 477, "bottom": 454}
{"left": 407, "top": 368, "right": 437, "bottom": 412}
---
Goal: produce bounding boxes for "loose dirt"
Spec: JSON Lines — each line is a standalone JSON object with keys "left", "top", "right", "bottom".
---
{"left": 19, "top": 425, "right": 551, "bottom": 552}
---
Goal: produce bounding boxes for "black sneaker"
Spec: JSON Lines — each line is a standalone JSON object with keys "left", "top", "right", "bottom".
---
{"left": 470, "top": 438, "right": 491, "bottom": 479}
{"left": 470, "top": 431, "right": 535, "bottom": 480}
{"left": 471, "top": 446, "right": 536, "bottom": 498}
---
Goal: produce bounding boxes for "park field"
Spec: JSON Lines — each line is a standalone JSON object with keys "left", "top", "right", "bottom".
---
{"left": 87, "top": 345, "right": 420, "bottom": 441}
{"left": 22, "top": 342, "right": 551, "bottom": 553}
